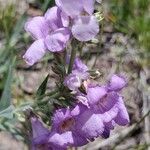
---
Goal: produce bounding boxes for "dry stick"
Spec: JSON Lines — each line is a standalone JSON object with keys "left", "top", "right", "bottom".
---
{"left": 140, "top": 68, "right": 150, "bottom": 149}
{"left": 79, "top": 110, "right": 150, "bottom": 150}
{"left": 111, "top": 110, "right": 150, "bottom": 149}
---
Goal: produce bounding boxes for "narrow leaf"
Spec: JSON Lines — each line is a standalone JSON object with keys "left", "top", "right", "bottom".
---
{"left": 36, "top": 74, "right": 49, "bottom": 99}
{"left": 0, "top": 57, "right": 15, "bottom": 111}
{"left": 0, "top": 105, "right": 14, "bottom": 119}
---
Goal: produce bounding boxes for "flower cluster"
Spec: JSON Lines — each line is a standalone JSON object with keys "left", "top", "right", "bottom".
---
{"left": 23, "top": 0, "right": 100, "bottom": 65}
{"left": 30, "top": 59, "right": 129, "bottom": 150}
{"left": 23, "top": 0, "right": 130, "bottom": 150}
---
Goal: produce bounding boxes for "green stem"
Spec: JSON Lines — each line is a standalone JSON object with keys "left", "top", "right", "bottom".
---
{"left": 34, "top": 92, "right": 60, "bottom": 108}
{"left": 68, "top": 39, "right": 78, "bottom": 74}
{"left": 36, "top": 89, "right": 59, "bottom": 100}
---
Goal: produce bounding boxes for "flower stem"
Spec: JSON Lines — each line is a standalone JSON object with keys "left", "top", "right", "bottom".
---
{"left": 37, "top": 92, "right": 60, "bottom": 105}
{"left": 68, "top": 39, "right": 78, "bottom": 74}
{"left": 33, "top": 91, "right": 60, "bottom": 108}
{"left": 36, "top": 89, "right": 59, "bottom": 100}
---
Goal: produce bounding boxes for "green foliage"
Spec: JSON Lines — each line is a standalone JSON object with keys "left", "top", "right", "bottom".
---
{"left": 41, "top": 0, "right": 55, "bottom": 11}
{"left": 0, "top": 0, "right": 60, "bottom": 142}
{"left": 36, "top": 74, "right": 49, "bottom": 99}
{"left": 0, "top": 4, "right": 17, "bottom": 39}
{"left": 0, "top": 58, "right": 15, "bottom": 110}
{"left": 109, "top": 0, "right": 150, "bottom": 51}
{"left": 0, "top": 105, "right": 14, "bottom": 119}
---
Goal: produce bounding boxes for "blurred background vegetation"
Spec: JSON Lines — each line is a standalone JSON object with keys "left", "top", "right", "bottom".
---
{"left": 110, "top": 0, "right": 149, "bottom": 50}
{"left": 0, "top": 0, "right": 149, "bottom": 149}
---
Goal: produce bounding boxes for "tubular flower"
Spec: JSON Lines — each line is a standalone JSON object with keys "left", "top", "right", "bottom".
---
{"left": 23, "top": 6, "right": 71, "bottom": 65}
{"left": 30, "top": 117, "right": 73, "bottom": 150}
{"left": 51, "top": 103, "right": 110, "bottom": 146}
{"left": 76, "top": 75, "right": 130, "bottom": 138}
{"left": 107, "top": 74, "right": 127, "bottom": 92}
{"left": 51, "top": 104, "right": 108, "bottom": 143}
{"left": 55, "top": 0, "right": 99, "bottom": 41}
{"left": 30, "top": 117, "right": 49, "bottom": 149}
{"left": 64, "top": 58, "right": 89, "bottom": 91}
{"left": 31, "top": 75, "right": 129, "bottom": 148}
{"left": 51, "top": 105, "right": 88, "bottom": 147}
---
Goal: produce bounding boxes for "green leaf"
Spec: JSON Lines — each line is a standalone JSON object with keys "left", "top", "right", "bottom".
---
{"left": 36, "top": 74, "right": 49, "bottom": 99}
{"left": 0, "top": 105, "right": 15, "bottom": 119}
{"left": 14, "top": 102, "right": 33, "bottom": 112}
{"left": 0, "top": 57, "right": 15, "bottom": 111}
{"left": 42, "top": 0, "right": 55, "bottom": 12}
{"left": 10, "top": 14, "right": 27, "bottom": 47}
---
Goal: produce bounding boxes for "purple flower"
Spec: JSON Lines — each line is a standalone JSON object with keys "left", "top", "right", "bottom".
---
{"left": 64, "top": 73, "right": 81, "bottom": 91}
{"left": 23, "top": 6, "right": 71, "bottom": 65}
{"left": 64, "top": 58, "right": 89, "bottom": 91}
{"left": 76, "top": 108, "right": 105, "bottom": 140}
{"left": 51, "top": 105, "right": 88, "bottom": 147}
{"left": 98, "top": 94, "right": 129, "bottom": 135}
{"left": 56, "top": 0, "right": 99, "bottom": 41}
{"left": 114, "top": 96, "right": 130, "bottom": 126}
{"left": 73, "top": 57, "right": 88, "bottom": 72}
{"left": 87, "top": 78, "right": 129, "bottom": 126}
{"left": 76, "top": 75, "right": 129, "bottom": 137}
{"left": 107, "top": 74, "right": 127, "bottom": 91}
{"left": 72, "top": 16, "right": 99, "bottom": 41}
{"left": 30, "top": 117, "right": 73, "bottom": 150}
{"left": 30, "top": 117, "right": 49, "bottom": 149}
{"left": 51, "top": 103, "right": 108, "bottom": 143}
{"left": 86, "top": 85, "right": 107, "bottom": 105}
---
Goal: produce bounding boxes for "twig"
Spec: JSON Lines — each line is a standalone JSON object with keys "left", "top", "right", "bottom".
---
{"left": 111, "top": 110, "right": 150, "bottom": 149}
{"left": 140, "top": 68, "right": 150, "bottom": 149}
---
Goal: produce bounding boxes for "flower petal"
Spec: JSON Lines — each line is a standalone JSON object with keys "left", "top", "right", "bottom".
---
{"left": 64, "top": 73, "right": 81, "bottom": 91}
{"left": 76, "top": 94, "right": 89, "bottom": 107}
{"left": 97, "top": 92, "right": 119, "bottom": 113}
{"left": 71, "top": 132, "right": 88, "bottom": 146}
{"left": 52, "top": 108, "right": 71, "bottom": 131}
{"left": 87, "top": 85, "right": 107, "bottom": 105}
{"left": 71, "top": 104, "right": 85, "bottom": 116}
{"left": 72, "top": 16, "right": 99, "bottom": 41}
{"left": 100, "top": 105, "right": 118, "bottom": 123}
{"left": 72, "top": 70, "right": 89, "bottom": 81}
{"left": 55, "top": 0, "right": 83, "bottom": 18}
{"left": 82, "top": 0, "right": 95, "bottom": 15}
{"left": 101, "top": 127, "right": 110, "bottom": 139}
{"left": 25, "top": 16, "right": 49, "bottom": 39}
{"left": 60, "top": 11, "right": 70, "bottom": 27}
{"left": 23, "top": 39, "right": 47, "bottom": 65}
{"left": 114, "top": 97, "right": 130, "bottom": 126}
{"left": 31, "top": 117, "right": 49, "bottom": 145}
{"left": 76, "top": 110, "right": 104, "bottom": 139}
{"left": 107, "top": 74, "right": 127, "bottom": 91}
{"left": 44, "top": 6, "right": 63, "bottom": 30}
{"left": 73, "top": 57, "right": 88, "bottom": 72}
{"left": 45, "top": 28, "right": 71, "bottom": 52}
{"left": 48, "top": 132, "right": 73, "bottom": 148}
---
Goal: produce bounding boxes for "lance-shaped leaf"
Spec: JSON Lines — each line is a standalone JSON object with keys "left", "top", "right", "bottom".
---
{"left": 0, "top": 105, "right": 15, "bottom": 119}
{"left": 36, "top": 74, "right": 49, "bottom": 100}
{"left": 0, "top": 57, "right": 15, "bottom": 111}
